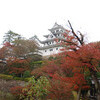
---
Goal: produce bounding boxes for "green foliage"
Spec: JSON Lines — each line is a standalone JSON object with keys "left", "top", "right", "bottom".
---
{"left": 20, "top": 76, "right": 50, "bottom": 100}
{"left": 0, "top": 74, "right": 13, "bottom": 80}
{"left": 0, "top": 73, "right": 31, "bottom": 82}
{"left": 13, "top": 77, "right": 30, "bottom": 82}
{"left": 13, "top": 77, "right": 23, "bottom": 81}
{"left": 23, "top": 70, "right": 31, "bottom": 78}
{"left": 29, "top": 60, "right": 43, "bottom": 70}
{"left": 33, "top": 61, "right": 43, "bottom": 65}
{"left": 28, "top": 54, "right": 42, "bottom": 61}
{"left": 3, "top": 30, "right": 21, "bottom": 43}
{"left": 97, "top": 72, "right": 100, "bottom": 77}
{"left": 48, "top": 56, "right": 54, "bottom": 60}
{"left": 0, "top": 91, "right": 16, "bottom": 100}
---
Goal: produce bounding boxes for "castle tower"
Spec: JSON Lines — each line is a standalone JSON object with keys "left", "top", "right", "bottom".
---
{"left": 33, "top": 23, "right": 68, "bottom": 56}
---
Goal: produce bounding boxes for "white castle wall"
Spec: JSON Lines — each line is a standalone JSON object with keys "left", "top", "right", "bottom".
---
{"left": 40, "top": 47, "right": 63, "bottom": 56}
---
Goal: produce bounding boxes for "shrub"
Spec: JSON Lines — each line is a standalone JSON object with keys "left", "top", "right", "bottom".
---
{"left": 10, "top": 86, "right": 23, "bottom": 99}
{"left": 30, "top": 60, "right": 43, "bottom": 69}
{"left": 13, "top": 77, "right": 23, "bottom": 81}
{"left": 97, "top": 72, "right": 100, "bottom": 77}
{"left": 0, "top": 74, "right": 13, "bottom": 80}
{"left": 13, "top": 77, "right": 30, "bottom": 82}
{"left": 20, "top": 76, "right": 50, "bottom": 100}
{"left": 23, "top": 70, "right": 31, "bottom": 78}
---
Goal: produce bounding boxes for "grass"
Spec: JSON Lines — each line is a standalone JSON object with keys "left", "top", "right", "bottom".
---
{"left": 0, "top": 91, "right": 16, "bottom": 100}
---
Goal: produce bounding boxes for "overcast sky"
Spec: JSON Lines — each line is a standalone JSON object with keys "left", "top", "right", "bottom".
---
{"left": 0, "top": 0, "right": 100, "bottom": 45}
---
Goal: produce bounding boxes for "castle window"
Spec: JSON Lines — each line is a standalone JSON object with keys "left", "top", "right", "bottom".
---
{"left": 50, "top": 49, "right": 53, "bottom": 51}
{"left": 56, "top": 30, "right": 59, "bottom": 32}
{"left": 56, "top": 48, "right": 58, "bottom": 50}
{"left": 51, "top": 35, "right": 53, "bottom": 38}
{"left": 60, "top": 30, "right": 63, "bottom": 32}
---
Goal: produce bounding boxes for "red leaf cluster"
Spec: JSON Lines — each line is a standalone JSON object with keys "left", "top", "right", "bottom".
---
{"left": 10, "top": 86, "right": 23, "bottom": 96}
{"left": 7, "top": 58, "right": 30, "bottom": 76}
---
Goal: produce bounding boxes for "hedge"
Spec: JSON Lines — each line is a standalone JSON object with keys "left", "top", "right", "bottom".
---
{"left": 0, "top": 74, "right": 13, "bottom": 80}
{"left": 0, "top": 74, "right": 30, "bottom": 82}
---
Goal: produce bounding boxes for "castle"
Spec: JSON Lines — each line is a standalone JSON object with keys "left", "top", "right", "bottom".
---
{"left": 32, "top": 23, "right": 68, "bottom": 56}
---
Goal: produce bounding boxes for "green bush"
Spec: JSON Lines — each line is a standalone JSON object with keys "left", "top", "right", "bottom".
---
{"left": 20, "top": 76, "right": 50, "bottom": 100}
{"left": 0, "top": 74, "right": 13, "bottom": 80}
{"left": 13, "top": 77, "right": 30, "bottom": 82}
{"left": 30, "top": 60, "right": 43, "bottom": 70}
{"left": 13, "top": 77, "right": 23, "bottom": 81}
{"left": 33, "top": 61, "right": 43, "bottom": 64}
{"left": 0, "top": 74, "right": 30, "bottom": 82}
{"left": 97, "top": 72, "right": 100, "bottom": 77}
{"left": 23, "top": 77, "right": 31, "bottom": 82}
{"left": 23, "top": 70, "right": 31, "bottom": 78}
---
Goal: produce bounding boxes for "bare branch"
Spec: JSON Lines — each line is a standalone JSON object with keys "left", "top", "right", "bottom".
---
{"left": 68, "top": 20, "right": 84, "bottom": 45}
{"left": 78, "top": 31, "right": 84, "bottom": 43}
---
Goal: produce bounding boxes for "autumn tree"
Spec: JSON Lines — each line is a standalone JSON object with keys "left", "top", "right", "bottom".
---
{"left": 37, "top": 54, "right": 89, "bottom": 100}
{"left": 64, "top": 21, "right": 100, "bottom": 100}
{"left": 12, "top": 39, "right": 39, "bottom": 59}
{"left": 2, "top": 30, "right": 23, "bottom": 58}
{"left": 0, "top": 46, "right": 7, "bottom": 60}
{"left": 0, "top": 46, "right": 8, "bottom": 73}
{"left": 3, "top": 30, "right": 42, "bottom": 60}
{"left": 7, "top": 58, "right": 30, "bottom": 77}
{"left": 54, "top": 21, "right": 100, "bottom": 100}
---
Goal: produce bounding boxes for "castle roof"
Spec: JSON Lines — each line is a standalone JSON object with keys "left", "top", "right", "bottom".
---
{"left": 32, "top": 23, "right": 71, "bottom": 46}
{"left": 48, "top": 22, "right": 65, "bottom": 32}
{"left": 43, "top": 35, "right": 49, "bottom": 38}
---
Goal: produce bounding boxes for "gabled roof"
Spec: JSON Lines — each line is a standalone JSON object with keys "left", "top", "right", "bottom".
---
{"left": 48, "top": 22, "right": 65, "bottom": 32}
{"left": 52, "top": 22, "right": 60, "bottom": 28}
{"left": 43, "top": 35, "right": 49, "bottom": 38}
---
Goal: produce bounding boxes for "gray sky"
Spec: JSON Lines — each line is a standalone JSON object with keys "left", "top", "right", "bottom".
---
{"left": 0, "top": 0, "right": 100, "bottom": 45}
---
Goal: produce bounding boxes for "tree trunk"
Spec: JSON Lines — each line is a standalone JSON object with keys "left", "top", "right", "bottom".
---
{"left": 90, "top": 68, "right": 100, "bottom": 100}
{"left": 77, "top": 85, "right": 82, "bottom": 100}
{"left": 92, "top": 74, "right": 100, "bottom": 100}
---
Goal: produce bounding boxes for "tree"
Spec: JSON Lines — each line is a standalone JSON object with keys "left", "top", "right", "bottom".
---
{"left": 0, "top": 46, "right": 7, "bottom": 60}
{"left": 3, "top": 30, "right": 21, "bottom": 44}
{"left": 12, "top": 39, "right": 40, "bottom": 59}
{"left": 7, "top": 58, "right": 30, "bottom": 77}
{"left": 40, "top": 54, "right": 89, "bottom": 100}
{"left": 56, "top": 21, "right": 100, "bottom": 100}
{"left": 48, "top": 79, "right": 74, "bottom": 100}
